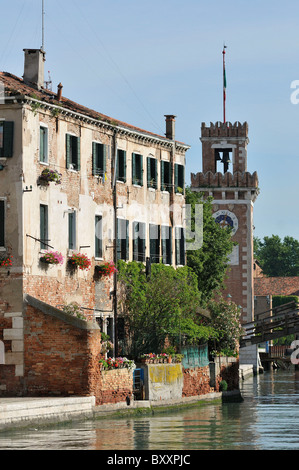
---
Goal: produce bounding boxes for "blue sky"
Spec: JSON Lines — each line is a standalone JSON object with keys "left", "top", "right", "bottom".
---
{"left": 1, "top": 0, "right": 299, "bottom": 241}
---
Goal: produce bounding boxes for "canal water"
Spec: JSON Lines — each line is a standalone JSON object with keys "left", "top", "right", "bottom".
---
{"left": 1, "top": 368, "right": 299, "bottom": 450}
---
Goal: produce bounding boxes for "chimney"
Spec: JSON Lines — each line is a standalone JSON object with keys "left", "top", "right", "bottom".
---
{"left": 23, "top": 49, "right": 46, "bottom": 89}
{"left": 165, "top": 115, "right": 176, "bottom": 140}
{"left": 57, "top": 82, "right": 63, "bottom": 101}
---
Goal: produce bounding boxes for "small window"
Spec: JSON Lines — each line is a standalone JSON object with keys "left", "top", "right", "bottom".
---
{"left": 92, "top": 142, "right": 106, "bottom": 177}
{"left": 161, "top": 160, "right": 171, "bottom": 192}
{"left": 117, "top": 218, "right": 129, "bottom": 261}
{"left": 95, "top": 215, "right": 103, "bottom": 258}
{"left": 0, "top": 200, "right": 5, "bottom": 247}
{"left": 161, "top": 225, "right": 172, "bottom": 265}
{"left": 117, "top": 149, "right": 126, "bottom": 182}
{"left": 40, "top": 204, "right": 48, "bottom": 250}
{"left": 175, "top": 227, "right": 185, "bottom": 266}
{"left": 147, "top": 156, "right": 158, "bottom": 189}
{"left": 66, "top": 134, "right": 80, "bottom": 170}
{"left": 174, "top": 163, "right": 184, "bottom": 194}
{"left": 39, "top": 126, "right": 48, "bottom": 163}
{"left": 0, "top": 121, "right": 14, "bottom": 158}
{"left": 133, "top": 221, "right": 146, "bottom": 262}
{"left": 149, "top": 224, "right": 160, "bottom": 263}
{"left": 68, "top": 211, "right": 76, "bottom": 250}
{"left": 132, "top": 153, "right": 143, "bottom": 186}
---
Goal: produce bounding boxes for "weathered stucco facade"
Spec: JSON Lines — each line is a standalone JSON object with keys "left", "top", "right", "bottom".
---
{"left": 0, "top": 49, "right": 189, "bottom": 395}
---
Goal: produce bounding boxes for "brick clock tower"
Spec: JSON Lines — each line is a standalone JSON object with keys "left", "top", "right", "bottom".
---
{"left": 191, "top": 121, "right": 259, "bottom": 326}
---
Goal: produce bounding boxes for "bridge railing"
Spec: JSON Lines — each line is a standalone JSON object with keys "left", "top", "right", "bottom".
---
{"left": 240, "top": 301, "right": 299, "bottom": 347}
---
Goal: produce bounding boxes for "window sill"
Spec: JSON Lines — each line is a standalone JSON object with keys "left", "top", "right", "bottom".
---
{"left": 39, "top": 161, "right": 49, "bottom": 166}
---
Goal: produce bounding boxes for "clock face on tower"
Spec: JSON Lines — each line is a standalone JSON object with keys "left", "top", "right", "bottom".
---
{"left": 213, "top": 210, "right": 238, "bottom": 235}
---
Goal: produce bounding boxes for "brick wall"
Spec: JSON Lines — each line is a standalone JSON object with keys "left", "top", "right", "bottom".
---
{"left": 182, "top": 365, "right": 212, "bottom": 397}
{"left": 22, "top": 295, "right": 102, "bottom": 398}
{"left": 98, "top": 368, "right": 133, "bottom": 405}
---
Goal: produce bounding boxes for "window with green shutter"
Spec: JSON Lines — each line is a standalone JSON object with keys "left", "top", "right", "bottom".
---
{"left": 95, "top": 215, "right": 103, "bottom": 258}
{"left": 132, "top": 221, "right": 146, "bottom": 262}
{"left": 132, "top": 153, "right": 143, "bottom": 186}
{"left": 147, "top": 156, "right": 158, "bottom": 189}
{"left": 161, "top": 160, "right": 171, "bottom": 192}
{"left": 149, "top": 223, "right": 160, "bottom": 263}
{"left": 40, "top": 204, "right": 48, "bottom": 250}
{"left": 175, "top": 226, "right": 185, "bottom": 266}
{"left": 174, "top": 163, "right": 184, "bottom": 193}
{"left": 39, "top": 126, "right": 48, "bottom": 163}
{"left": 117, "top": 149, "right": 126, "bottom": 182}
{"left": 117, "top": 218, "right": 129, "bottom": 260}
{"left": 66, "top": 134, "right": 80, "bottom": 170}
{"left": 161, "top": 225, "right": 172, "bottom": 265}
{"left": 0, "top": 200, "right": 5, "bottom": 247}
{"left": 92, "top": 142, "right": 107, "bottom": 177}
{"left": 68, "top": 211, "right": 76, "bottom": 250}
{"left": 0, "top": 121, "right": 14, "bottom": 158}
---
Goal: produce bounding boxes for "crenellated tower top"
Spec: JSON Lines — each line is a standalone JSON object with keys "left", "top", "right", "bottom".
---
{"left": 200, "top": 121, "right": 249, "bottom": 174}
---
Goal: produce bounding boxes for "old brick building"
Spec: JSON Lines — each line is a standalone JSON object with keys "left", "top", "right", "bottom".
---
{"left": 0, "top": 48, "right": 189, "bottom": 394}
{"left": 191, "top": 121, "right": 259, "bottom": 371}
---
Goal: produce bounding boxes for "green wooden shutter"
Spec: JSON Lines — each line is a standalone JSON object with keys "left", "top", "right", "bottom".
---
{"left": 92, "top": 142, "right": 97, "bottom": 175}
{"left": 140, "top": 155, "right": 143, "bottom": 186}
{"left": 116, "top": 218, "right": 121, "bottom": 261}
{"left": 154, "top": 159, "right": 157, "bottom": 189}
{"left": 174, "top": 163, "right": 178, "bottom": 193}
{"left": 162, "top": 225, "right": 167, "bottom": 264}
{"left": 76, "top": 136, "right": 81, "bottom": 171}
{"left": 133, "top": 221, "right": 138, "bottom": 261}
{"left": 140, "top": 222, "right": 146, "bottom": 262}
{"left": 147, "top": 157, "right": 151, "bottom": 187}
{"left": 66, "top": 134, "right": 71, "bottom": 169}
{"left": 3, "top": 122, "right": 14, "bottom": 158}
{"left": 125, "top": 219, "right": 129, "bottom": 260}
{"left": 123, "top": 151, "right": 127, "bottom": 182}
{"left": 161, "top": 161, "right": 164, "bottom": 190}
{"left": 132, "top": 153, "right": 136, "bottom": 184}
{"left": 175, "top": 227, "right": 180, "bottom": 265}
{"left": 168, "top": 161, "right": 172, "bottom": 192}
{"left": 40, "top": 205, "right": 48, "bottom": 250}
{"left": 103, "top": 145, "right": 107, "bottom": 174}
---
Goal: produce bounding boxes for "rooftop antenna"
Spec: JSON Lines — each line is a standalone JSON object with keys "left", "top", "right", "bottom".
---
{"left": 222, "top": 43, "right": 227, "bottom": 123}
{"left": 41, "top": 0, "right": 45, "bottom": 51}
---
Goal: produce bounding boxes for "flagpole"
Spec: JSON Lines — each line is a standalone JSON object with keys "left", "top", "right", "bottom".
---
{"left": 222, "top": 44, "right": 227, "bottom": 123}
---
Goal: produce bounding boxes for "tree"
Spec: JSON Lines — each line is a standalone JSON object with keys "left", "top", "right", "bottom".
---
{"left": 254, "top": 235, "right": 299, "bottom": 277}
{"left": 185, "top": 187, "right": 234, "bottom": 304}
{"left": 117, "top": 261, "right": 216, "bottom": 358}
{"left": 208, "top": 299, "right": 243, "bottom": 356}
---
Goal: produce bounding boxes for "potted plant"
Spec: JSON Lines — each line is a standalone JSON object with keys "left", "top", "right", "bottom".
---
{"left": 0, "top": 254, "right": 13, "bottom": 268}
{"left": 40, "top": 250, "right": 64, "bottom": 265}
{"left": 68, "top": 252, "right": 91, "bottom": 270}
{"left": 39, "top": 168, "right": 62, "bottom": 186}
{"left": 95, "top": 261, "right": 117, "bottom": 277}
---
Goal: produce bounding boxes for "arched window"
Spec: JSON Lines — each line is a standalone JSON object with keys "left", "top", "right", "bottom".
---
{"left": 0, "top": 340, "right": 5, "bottom": 364}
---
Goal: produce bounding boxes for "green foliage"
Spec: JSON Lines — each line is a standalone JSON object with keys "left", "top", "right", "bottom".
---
{"left": 117, "top": 261, "right": 217, "bottom": 358}
{"left": 185, "top": 187, "right": 234, "bottom": 304}
{"left": 208, "top": 299, "right": 243, "bottom": 356}
{"left": 254, "top": 235, "right": 299, "bottom": 277}
{"left": 62, "top": 302, "right": 86, "bottom": 320}
{"left": 272, "top": 295, "right": 298, "bottom": 308}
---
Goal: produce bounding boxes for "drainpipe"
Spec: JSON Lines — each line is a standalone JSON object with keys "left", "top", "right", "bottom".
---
{"left": 112, "top": 130, "right": 118, "bottom": 357}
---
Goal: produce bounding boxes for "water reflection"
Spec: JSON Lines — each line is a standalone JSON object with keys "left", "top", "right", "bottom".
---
{"left": 1, "top": 369, "right": 299, "bottom": 450}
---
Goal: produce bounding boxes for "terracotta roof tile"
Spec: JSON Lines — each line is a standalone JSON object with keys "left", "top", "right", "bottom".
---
{"left": 0, "top": 71, "right": 189, "bottom": 147}
{"left": 254, "top": 277, "right": 299, "bottom": 296}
